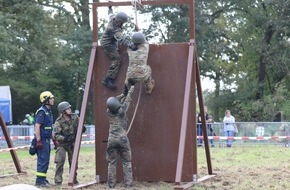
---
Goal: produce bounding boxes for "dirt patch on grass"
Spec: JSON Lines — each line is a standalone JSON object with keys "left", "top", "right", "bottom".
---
{"left": 1, "top": 146, "right": 290, "bottom": 189}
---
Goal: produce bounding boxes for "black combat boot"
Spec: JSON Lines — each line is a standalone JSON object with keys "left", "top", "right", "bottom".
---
{"left": 102, "top": 78, "right": 117, "bottom": 89}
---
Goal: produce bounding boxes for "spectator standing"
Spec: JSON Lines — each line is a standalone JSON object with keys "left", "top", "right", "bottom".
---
{"left": 207, "top": 115, "right": 215, "bottom": 147}
{"left": 29, "top": 112, "right": 35, "bottom": 125}
{"left": 223, "top": 110, "right": 235, "bottom": 147}
{"left": 197, "top": 106, "right": 213, "bottom": 147}
{"left": 34, "top": 91, "right": 58, "bottom": 188}
{"left": 21, "top": 114, "right": 31, "bottom": 136}
{"left": 29, "top": 113, "right": 35, "bottom": 136}
{"left": 22, "top": 114, "right": 31, "bottom": 125}
{"left": 273, "top": 111, "right": 282, "bottom": 122}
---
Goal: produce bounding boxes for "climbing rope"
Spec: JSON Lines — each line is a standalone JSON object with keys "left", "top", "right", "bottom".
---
{"left": 131, "top": 0, "right": 142, "bottom": 30}
{"left": 126, "top": 0, "right": 143, "bottom": 135}
{"left": 127, "top": 83, "right": 142, "bottom": 134}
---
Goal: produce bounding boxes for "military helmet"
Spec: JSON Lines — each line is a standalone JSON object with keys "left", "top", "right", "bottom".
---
{"left": 58, "top": 101, "right": 71, "bottom": 113}
{"left": 132, "top": 32, "right": 145, "bottom": 44}
{"left": 115, "top": 12, "right": 128, "bottom": 25}
{"left": 106, "top": 97, "right": 121, "bottom": 112}
{"left": 40, "top": 91, "right": 54, "bottom": 104}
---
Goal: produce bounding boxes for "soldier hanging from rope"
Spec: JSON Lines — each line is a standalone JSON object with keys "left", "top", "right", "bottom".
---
{"left": 101, "top": 3, "right": 139, "bottom": 89}
{"left": 118, "top": 0, "right": 155, "bottom": 97}
{"left": 120, "top": 32, "right": 155, "bottom": 97}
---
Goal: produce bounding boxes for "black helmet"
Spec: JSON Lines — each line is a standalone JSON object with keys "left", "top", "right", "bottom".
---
{"left": 58, "top": 101, "right": 71, "bottom": 113}
{"left": 115, "top": 12, "right": 128, "bottom": 25}
{"left": 107, "top": 97, "right": 121, "bottom": 112}
{"left": 132, "top": 32, "right": 145, "bottom": 44}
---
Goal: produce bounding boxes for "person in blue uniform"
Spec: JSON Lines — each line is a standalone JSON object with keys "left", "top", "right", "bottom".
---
{"left": 34, "top": 91, "right": 58, "bottom": 188}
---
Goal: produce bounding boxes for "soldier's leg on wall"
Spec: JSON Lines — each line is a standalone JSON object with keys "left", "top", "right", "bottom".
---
{"left": 105, "top": 51, "right": 121, "bottom": 80}
{"left": 102, "top": 50, "right": 121, "bottom": 89}
{"left": 144, "top": 67, "right": 155, "bottom": 94}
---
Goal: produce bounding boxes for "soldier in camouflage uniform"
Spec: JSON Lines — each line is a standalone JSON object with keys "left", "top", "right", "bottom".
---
{"left": 122, "top": 32, "right": 155, "bottom": 96}
{"left": 101, "top": 6, "right": 136, "bottom": 89}
{"left": 106, "top": 86, "right": 135, "bottom": 188}
{"left": 53, "top": 101, "right": 86, "bottom": 186}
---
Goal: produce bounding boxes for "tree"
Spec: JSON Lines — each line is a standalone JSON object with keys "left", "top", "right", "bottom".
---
{"left": 0, "top": 0, "right": 65, "bottom": 123}
{"left": 0, "top": 0, "right": 94, "bottom": 123}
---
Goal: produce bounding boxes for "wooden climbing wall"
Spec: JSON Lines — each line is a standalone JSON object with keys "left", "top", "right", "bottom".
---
{"left": 93, "top": 43, "right": 195, "bottom": 182}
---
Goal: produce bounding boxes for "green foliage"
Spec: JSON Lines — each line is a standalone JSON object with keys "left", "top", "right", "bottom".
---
{"left": 140, "top": 4, "right": 189, "bottom": 43}
{"left": 199, "top": 0, "right": 290, "bottom": 121}
{"left": 0, "top": 0, "right": 93, "bottom": 124}
{"left": 0, "top": 0, "right": 289, "bottom": 123}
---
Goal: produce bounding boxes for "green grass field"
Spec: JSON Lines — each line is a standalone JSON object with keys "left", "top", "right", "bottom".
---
{"left": 0, "top": 145, "right": 290, "bottom": 189}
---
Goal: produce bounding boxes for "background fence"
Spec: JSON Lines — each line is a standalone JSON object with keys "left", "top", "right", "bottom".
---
{"left": 0, "top": 122, "right": 289, "bottom": 186}
{"left": 1, "top": 122, "right": 290, "bottom": 148}
{"left": 197, "top": 122, "right": 290, "bottom": 147}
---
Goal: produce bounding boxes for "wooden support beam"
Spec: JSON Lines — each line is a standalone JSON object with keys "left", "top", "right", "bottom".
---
{"left": 0, "top": 112, "right": 24, "bottom": 175}
{"left": 174, "top": 175, "right": 216, "bottom": 190}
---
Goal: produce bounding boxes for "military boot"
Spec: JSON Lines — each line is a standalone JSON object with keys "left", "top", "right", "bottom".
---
{"left": 102, "top": 78, "right": 117, "bottom": 89}
{"left": 146, "top": 79, "right": 155, "bottom": 94}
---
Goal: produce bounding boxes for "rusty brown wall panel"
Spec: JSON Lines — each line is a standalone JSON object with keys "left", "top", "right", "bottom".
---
{"left": 94, "top": 43, "right": 195, "bottom": 182}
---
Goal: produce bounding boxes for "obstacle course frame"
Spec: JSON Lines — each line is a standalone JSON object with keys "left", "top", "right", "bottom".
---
{"left": 68, "top": 1, "right": 215, "bottom": 189}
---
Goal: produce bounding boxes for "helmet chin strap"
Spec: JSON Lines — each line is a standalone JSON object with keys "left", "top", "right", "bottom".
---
{"left": 63, "top": 110, "right": 73, "bottom": 117}
{"left": 44, "top": 102, "right": 52, "bottom": 107}
{"left": 44, "top": 97, "right": 53, "bottom": 107}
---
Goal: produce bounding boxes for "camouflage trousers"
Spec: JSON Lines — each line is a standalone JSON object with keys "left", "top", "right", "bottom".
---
{"left": 54, "top": 145, "right": 78, "bottom": 184}
{"left": 106, "top": 135, "right": 133, "bottom": 188}
{"left": 103, "top": 48, "right": 121, "bottom": 80}
{"left": 125, "top": 65, "right": 154, "bottom": 94}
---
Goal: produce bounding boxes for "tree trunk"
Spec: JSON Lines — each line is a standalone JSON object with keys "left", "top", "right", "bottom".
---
{"left": 213, "top": 75, "right": 220, "bottom": 121}
{"left": 256, "top": 23, "right": 275, "bottom": 99}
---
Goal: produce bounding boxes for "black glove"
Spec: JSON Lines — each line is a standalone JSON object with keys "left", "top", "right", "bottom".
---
{"left": 29, "top": 138, "right": 37, "bottom": 155}
{"left": 129, "top": 44, "right": 138, "bottom": 51}
{"left": 64, "top": 134, "right": 74, "bottom": 142}
{"left": 128, "top": 79, "right": 136, "bottom": 86}
{"left": 82, "top": 126, "right": 86, "bottom": 133}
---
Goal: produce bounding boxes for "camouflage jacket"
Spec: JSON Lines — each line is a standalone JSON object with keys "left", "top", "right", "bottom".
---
{"left": 100, "top": 13, "right": 132, "bottom": 52}
{"left": 126, "top": 42, "right": 150, "bottom": 78}
{"left": 54, "top": 114, "right": 79, "bottom": 145}
{"left": 107, "top": 93, "right": 133, "bottom": 138}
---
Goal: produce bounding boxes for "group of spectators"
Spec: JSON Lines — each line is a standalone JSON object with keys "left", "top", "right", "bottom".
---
{"left": 197, "top": 106, "right": 236, "bottom": 148}
{"left": 197, "top": 108, "right": 284, "bottom": 148}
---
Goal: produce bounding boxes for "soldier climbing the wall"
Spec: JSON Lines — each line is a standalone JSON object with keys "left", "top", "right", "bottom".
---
{"left": 120, "top": 32, "right": 155, "bottom": 96}
{"left": 101, "top": 4, "right": 138, "bottom": 89}
{"left": 106, "top": 86, "right": 134, "bottom": 188}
